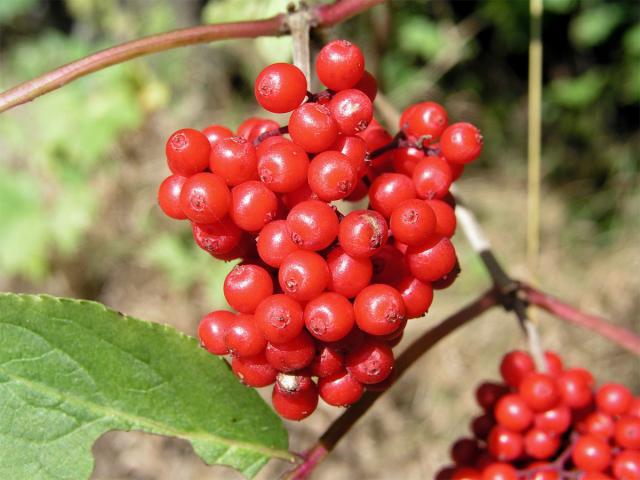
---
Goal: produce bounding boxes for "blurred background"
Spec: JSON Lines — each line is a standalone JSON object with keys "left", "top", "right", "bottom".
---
{"left": 0, "top": 0, "right": 638, "bottom": 478}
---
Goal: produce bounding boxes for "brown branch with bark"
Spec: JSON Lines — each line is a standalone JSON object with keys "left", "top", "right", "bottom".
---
{"left": 0, "top": 0, "right": 384, "bottom": 113}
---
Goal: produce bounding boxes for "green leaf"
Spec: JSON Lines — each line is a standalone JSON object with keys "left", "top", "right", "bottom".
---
{"left": 0, "top": 293, "right": 291, "bottom": 479}
{"left": 397, "top": 17, "right": 444, "bottom": 61}
{"left": 549, "top": 69, "right": 607, "bottom": 108}
{"left": 570, "top": 3, "right": 624, "bottom": 48}
{"left": 543, "top": 0, "right": 576, "bottom": 14}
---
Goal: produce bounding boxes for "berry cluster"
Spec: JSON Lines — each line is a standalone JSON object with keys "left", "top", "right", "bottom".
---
{"left": 156, "top": 39, "right": 483, "bottom": 420}
{"left": 437, "top": 350, "right": 640, "bottom": 479}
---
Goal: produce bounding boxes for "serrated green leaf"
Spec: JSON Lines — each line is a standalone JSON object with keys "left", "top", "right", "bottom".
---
{"left": 0, "top": 293, "right": 291, "bottom": 479}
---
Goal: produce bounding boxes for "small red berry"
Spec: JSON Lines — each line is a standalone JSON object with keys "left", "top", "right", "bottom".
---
{"left": 400, "top": 101, "right": 448, "bottom": 140}
{"left": 307, "top": 150, "right": 358, "bottom": 201}
{"left": 534, "top": 404, "right": 572, "bottom": 434}
{"left": 499, "top": 350, "right": 535, "bottom": 388}
{"left": 272, "top": 373, "right": 318, "bottom": 420}
{"left": 231, "top": 352, "right": 277, "bottom": 387}
{"left": 329, "top": 88, "right": 373, "bottom": 135}
{"left": 286, "top": 199, "right": 339, "bottom": 251}
{"left": 391, "top": 147, "right": 424, "bottom": 176}
{"left": 518, "top": 372, "right": 560, "bottom": 412}
{"left": 256, "top": 220, "right": 299, "bottom": 268}
{"left": 310, "top": 344, "right": 344, "bottom": 378}
{"left": 557, "top": 368, "right": 594, "bottom": 409}
{"left": 202, "top": 124, "right": 233, "bottom": 146}
{"left": 230, "top": 180, "right": 278, "bottom": 232}
{"left": 331, "top": 134, "right": 367, "bottom": 177}
{"left": 166, "top": 128, "right": 210, "bottom": 176}
{"left": 615, "top": 416, "right": 640, "bottom": 449}
{"left": 326, "top": 246, "right": 373, "bottom": 299}
{"left": 481, "top": 463, "right": 518, "bottom": 480}
{"left": 278, "top": 250, "right": 330, "bottom": 302}
{"left": 426, "top": 199, "right": 457, "bottom": 238}
{"left": 224, "top": 313, "right": 266, "bottom": 357}
{"left": 345, "top": 338, "right": 394, "bottom": 385}
{"left": 612, "top": 450, "right": 640, "bottom": 479}
{"left": 475, "top": 382, "right": 510, "bottom": 410}
{"left": 254, "top": 294, "right": 304, "bottom": 344}
{"left": 572, "top": 434, "right": 612, "bottom": 472}
{"left": 405, "top": 235, "right": 457, "bottom": 283}
{"left": 338, "top": 209, "right": 389, "bottom": 258}
{"left": 396, "top": 275, "right": 434, "bottom": 319}
{"left": 369, "top": 173, "right": 417, "bottom": 218}
{"left": 254, "top": 63, "right": 307, "bottom": 113}
{"left": 257, "top": 140, "right": 309, "bottom": 193}
{"left": 596, "top": 383, "right": 633, "bottom": 416}
{"left": 223, "top": 264, "right": 274, "bottom": 314}
{"left": 494, "top": 393, "right": 534, "bottom": 432}
{"left": 179, "top": 172, "right": 231, "bottom": 223}
{"left": 157, "top": 175, "right": 187, "bottom": 220}
{"left": 304, "top": 292, "right": 355, "bottom": 342}
{"left": 353, "top": 70, "right": 377, "bottom": 101}
{"left": 265, "top": 331, "right": 315, "bottom": 372}
{"left": 524, "top": 428, "right": 560, "bottom": 460}
{"left": 289, "top": 102, "right": 339, "bottom": 153}
{"left": 209, "top": 136, "right": 258, "bottom": 186}
{"left": 487, "top": 426, "right": 523, "bottom": 462}
{"left": 198, "top": 310, "right": 235, "bottom": 355}
{"left": 390, "top": 199, "right": 437, "bottom": 246}
{"left": 318, "top": 369, "right": 364, "bottom": 406}
{"left": 412, "top": 156, "right": 453, "bottom": 200}
{"left": 440, "top": 122, "right": 483, "bottom": 165}
{"left": 354, "top": 284, "right": 406, "bottom": 336}
{"left": 316, "top": 39, "right": 365, "bottom": 91}
{"left": 192, "top": 218, "right": 242, "bottom": 256}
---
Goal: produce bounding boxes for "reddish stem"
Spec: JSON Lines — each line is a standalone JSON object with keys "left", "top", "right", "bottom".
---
{"left": 521, "top": 283, "right": 640, "bottom": 356}
{"left": 283, "top": 288, "right": 499, "bottom": 479}
{"left": 0, "top": 0, "right": 385, "bottom": 113}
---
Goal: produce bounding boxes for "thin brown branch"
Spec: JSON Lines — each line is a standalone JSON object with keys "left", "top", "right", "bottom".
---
{"left": 0, "top": 0, "right": 385, "bottom": 114}
{"left": 521, "top": 283, "right": 640, "bottom": 356}
{"left": 283, "top": 288, "right": 499, "bottom": 480}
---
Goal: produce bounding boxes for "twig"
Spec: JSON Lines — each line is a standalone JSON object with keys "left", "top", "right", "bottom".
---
{"left": 283, "top": 288, "right": 499, "bottom": 480}
{"left": 288, "top": 2, "right": 313, "bottom": 82}
{"left": 0, "top": 0, "right": 384, "bottom": 113}
{"left": 521, "top": 283, "right": 640, "bottom": 356}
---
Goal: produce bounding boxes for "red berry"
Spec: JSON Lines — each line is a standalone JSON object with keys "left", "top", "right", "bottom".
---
{"left": 353, "top": 70, "right": 377, "bottom": 101}
{"left": 339, "top": 209, "right": 389, "bottom": 258}
{"left": 231, "top": 352, "right": 277, "bottom": 387}
{"left": 272, "top": 373, "right": 318, "bottom": 420}
{"left": 475, "top": 382, "right": 510, "bottom": 410}
{"left": 157, "top": 175, "right": 187, "bottom": 220}
{"left": 451, "top": 438, "right": 480, "bottom": 466}
{"left": 412, "top": 156, "right": 453, "bottom": 200}
{"left": 615, "top": 416, "right": 640, "bottom": 449}
{"left": 166, "top": 128, "right": 210, "bottom": 176}
{"left": 519, "top": 372, "right": 560, "bottom": 412}
{"left": 579, "top": 411, "right": 616, "bottom": 440}
{"left": 396, "top": 275, "right": 434, "bottom": 319}
{"left": 326, "top": 326, "right": 365, "bottom": 354}
{"left": 543, "top": 351, "right": 564, "bottom": 376}
{"left": 499, "top": 350, "right": 535, "bottom": 388}
{"left": 596, "top": 383, "right": 633, "bottom": 416}
{"left": 371, "top": 245, "right": 406, "bottom": 285}
{"left": 612, "top": 450, "right": 640, "bottom": 479}
{"left": 345, "top": 338, "right": 394, "bottom": 384}
{"left": 192, "top": 218, "right": 242, "bottom": 256}
{"left": 257, "top": 140, "right": 309, "bottom": 193}
{"left": 630, "top": 397, "right": 640, "bottom": 418}
{"left": 393, "top": 147, "right": 425, "bottom": 179}
{"left": 405, "top": 235, "right": 457, "bottom": 283}
{"left": 426, "top": 199, "right": 457, "bottom": 237}
{"left": 526, "top": 464, "right": 559, "bottom": 480}
{"left": 524, "top": 428, "right": 560, "bottom": 460}
{"left": 369, "top": 173, "right": 417, "bottom": 218}
{"left": 286, "top": 200, "right": 339, "bottom": 251}
{"left": 230, "top": 180, "right": 278, "bottom": 232}
{"left": 265, "top": 331, "right": 315, "bottom": 372}
{"left": 400, "top": 101, "right": 448, "bottom": 139}
{"left": 494, "top": 393, "right": 534, "bottom": 432}
{"left": 354, "top": 284, "right": 405, "bottom": 336}
{"left": 310, "top": 344, "right": 344, "bottom": 378}
{"left": 223, "top": 264, "right": 274, "bottom": 314}
{"left": 256, "top": 134, "right": 288, "bottom": 157}
{"left": 254, "top": 63, "right": 307, "bottom": 113}
{"left": 534, "top": 404, "right": 572, "bottom": 434}
{"left": 307, "top": 151, "right": 358, "bottom": 201}
{"left": 318, "top": 369, "right": 364, "bottom": 406}
{"left": 481, "top": 463, "right": 517, "bottom": 480}
{"left": 278, "top": 250, "right": 330, "bottom": 302}
{"left": 179, "top": 172, "right": 231, "bottom": 223}
{"left": 440, "top": 122, "right": 483, "bottom": 165}
{"left": 557, "top": 369, "right": 593, "bottom": 409}
{"left": 329, "top": 88, "right": 373, "bottom": 135}
{"left": 448, "top": 467, "right": 480, "bottom": 480}
{"left": 289, "top": 103, "right": 339, "bottom": 153}
{"left": 572, "top": 434, "right": 612, "bottom": 472}
{"left": 390, "top": 199, "right": 437, "bottom": 246}
{"left": 303, "top": 292, "right": 355, "bottom": 342}
{"left": 471, "top": 413, "right": 495, "bottom": 440}
{"left": 332, "top": 135, "right": 367, "bottom": 177}
{"left": 254, "top": 294, "right": 304, "bottom": 344}
{"left": 209, "top": 136, "right": 258, "bottom": 186}
{"left": 225, "top": 313, "right": 266, "bottom": 357}
{"left": 244, "top": 118, "right": 280, "bottom": 143}
{"left": 202, "top": 124, "right": 233, "bottom": 146}
{"left": 487, "top": 426, "right": 523, "bottom": 462}
{"left": 316, "top": 39, "right": 365, "bottom": 91}
{"left": 326, "top": 246, "right": 373, "bottom": 299}
{"left": 256, "top": 220, "right": 299, "bottom": 268}
{"left": 198, "top": 310, "right": 235, "bottom": 355}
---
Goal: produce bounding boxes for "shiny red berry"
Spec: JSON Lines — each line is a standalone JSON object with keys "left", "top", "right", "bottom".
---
{"left": 332, "top": 135, "right": 367, "bottom": 177}
{"left": 231, "top": 352, "right": 277, "bottom": 387}
{"left": 257, "top": 140, "right": 309, "bottom": 193}
{"left": 500, "top": 350, "right": 535, "bottom": 388}
{"left": 572, "top": 434, "right": 612, "bottom": 472}
{"left": 198, "top": 310, "right": 235, "bottom": 355}
{"left": 166, "top": 128, "right": 210, "bottom": 176}
{"left": 390, "top": 199, "right": 437, "bottom": 246}
{"left": 396, "top": 275, "right": 434, "bottom": 319}
{"left": 209, "top": 136, "right": 258, "bottom": 186}
{"left": 179, "top": 172, "right": 231, "bottom": 223}
{"left": 612, "top": 450, "right": 640, "bottom": 479}
{"left": 476, "top": 382, "right": 510, "bottom": 410}
{"left": 534, "top": 404, "right": 572, "bottom": 434}
{"left": 481, "top": 463, "right": 518, "bottom": 480}
{"left": 487, "top": 426, "right": 523, "bottom": 462}
{"left": 426, "top": 199, "right": 457, "bottom": 237}
{"left": 286, "top": 200, "right": 339, "bottom": 251}
{"left": 224, "top": 313, "right": 266, "bottom": 357}
{"left": 354, "top": 284, "right": 405, "bottom": 336}
{"left": 405, "top": 235, "right": 457, "bottom": 283}
{"left": 326, "top": 246, "right": 373, "bottom": 299}
{"left": 339, "top": 209, "right": 389, "bottom": 258}
{"left": 391, "top": 147, "right": 424, "bottom": 176}
{"left": 265, "top": 330, "right": 315, "bottom": 372}
{"left": 579, "top": 411, "right": 615, "bottom": 440}
{"left": 494, "top": 393, "right": 534, "bottom": 432}
{"left": 524, "top": 428, "right": 560, "bottom": 460}
{"left": 596, "top": 383, "right": 633, "bottom": 416}
{"left": 254, "top": 63, "right": 307, "bottom": 113}
{"left": 318, "top": 369, "right": 364, "bottom": 406}
{"left": 307, "top": 150, "right": 358, "bottom": 201}
{"left": 223, "top": 264, "right": 274, "bottom": 314}
{"left": 304, "top": 292, "right": 355, "bottom": 342}
{"left": 192, "top": 218, "right": 242, "bottom": 256}
{"left": 440, "top": 122, "right": 483, "bottom": 165}
{"left": 400, "top": 101, "right": 448, "bottom": 139}
{"left": 158, "top": 175, "right": 187, "bottom": 220}
{"left": 329, "top": 88, "right": 373, "bottom": 135}
{"left": 202, "top": 124, "right": 233, "bottom": 146}
{"left": 289, "top": 103, "right": 339, "bottom": 153}
{"left": 519, "top": 372, "right": 560, "bottom": 412}
{"left": 557, "top": 368, "right": 593, "bottom": 409}
{"left": 615, "top": 416, "right": 640, "bottom": 449}
{"left": 272, "top": 373, "right": 318, "bottom": 420}
{"left": 353, "top": 69, "right": 377, "bottom": 101}
{"left": 369, "top": 173, "right": 417, "bottom": 218}
{"left": 278, "top": 250, "right": 330, "bottom": 302}
{"left": 412, "top": 156, "right": 453, "bottom": 200}
{"left": 257, "top": 220, "right": 299, "bottom": 268}
{"left": 254, "top": 294, "right": 304, "bottom": 344}
{"left": 316, "top": 39, "right": 365, "bottom": 91}
{"left": 230, "top": 180, "right": 278, "bottom": 232}
{"left": 345, "top": 338, "right": 394, "bottom": 385}
{"left": 310, "top": 344, "right": 344, "bottom": 378}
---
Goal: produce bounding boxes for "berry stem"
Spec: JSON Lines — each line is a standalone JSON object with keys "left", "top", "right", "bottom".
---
{"left": 367, "top": 131, "right": 407, "bottom": 160}
{"left": 0, "top": 0, "right": 385, "bottom": 113}
{"left": 252, "top": 125, "right": 289, "bottom": 147}
{"left": 283, "top": 288, "right": 499, "bottom": 479}
{"left": 521, "top": 283, "right": 640, "bottom": 356}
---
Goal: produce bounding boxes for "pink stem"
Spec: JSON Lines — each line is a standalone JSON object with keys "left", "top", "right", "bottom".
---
{"left": 521, "top": 283, "right": 640, "bottom": 356}
{"left": 0, "top": 0, "right": 385, "bottom": 113}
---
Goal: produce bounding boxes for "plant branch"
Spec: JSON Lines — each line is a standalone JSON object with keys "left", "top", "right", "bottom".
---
{"left": 0, "top": 0, "right": 385, "bottom": 114}
{"left": 521, "top": 283, "right": 640, "bottom": 356}
{"left": 283, "top": 288, "right": 499, "bottom": 480}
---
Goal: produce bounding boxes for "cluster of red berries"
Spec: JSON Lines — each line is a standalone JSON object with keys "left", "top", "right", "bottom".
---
{"left": 437, "top": 350, "right": 640, "bottom": 479}
{"left": 156, "top": 39, "right": 483, "bottom": 420}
